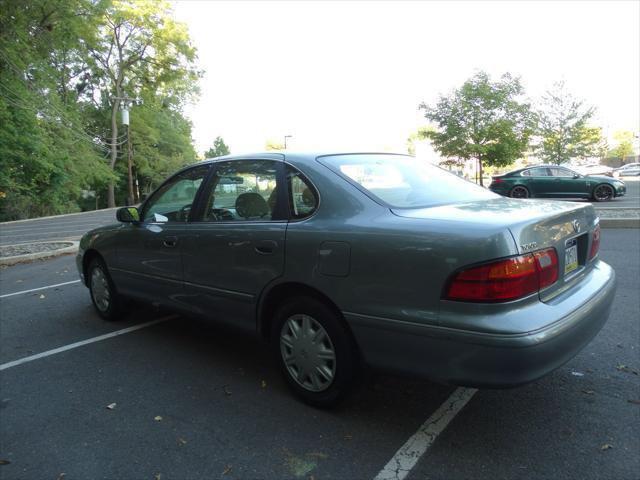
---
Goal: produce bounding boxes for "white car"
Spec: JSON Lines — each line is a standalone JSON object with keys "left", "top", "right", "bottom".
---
{"left": 573, "top": 164, "right": 620, "bottom": 178}
{"left": 615, "top": 163, "right": 640, "bottom": 176}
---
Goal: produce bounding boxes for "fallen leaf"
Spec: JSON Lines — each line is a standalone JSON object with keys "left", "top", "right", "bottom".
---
{"left": 261, "top": 380, "right": 267, "bottom": 389}
{"left": 57, "top": 474, "right": 66, "bottom": 480}
{"left": 571, "top": 371, "right": 584, "bottom": 377}
{"left": 628, "top": 399, "right": 640, "bottom": 405}
{"left": 222, "top": 465, "right": 232, "bottom": 475}
{"left": 154, "top": 416, "right": 163, "bottom": 422}
{"left": 15, "top": 279, "right": 23, "bottom": 283}
{"left": 0, "top": 460, "right": 10, "bottom": 465}
{"left": 617, "top": 365, "right": 640, "bottom": 375}
{"left": 223, "top": 385, "right": 232, "bottom": 396}
{"left": 177, "top": 437, "right": 187, "bottom": 446}
{"left": 582, "top": 390, "right": 595, "bottom": 395}
{"left": 39, "top": 294, "right": 45, "bottom": 299}
{"left": 601, "top": 443, "right": 613, "bottom": 450}
{"left": 106, "top": 403, "right": 117, "bottom": 410}
{"left": 154, "top": 474, "right": 162, "bottom": 480}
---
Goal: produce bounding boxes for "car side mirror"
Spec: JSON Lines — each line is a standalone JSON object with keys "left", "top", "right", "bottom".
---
{"left": 116, "top": 206, "right": 140, "bottom": 223}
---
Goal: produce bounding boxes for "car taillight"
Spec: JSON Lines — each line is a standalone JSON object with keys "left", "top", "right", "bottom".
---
{"left": 445, "top": 248, "right": 558, "bottom": 302}
{"left": 491, "top": 177, "right": 504, "bottom": 183}
{"left": 589, "top": 224, "right": 600, "bottom": 260}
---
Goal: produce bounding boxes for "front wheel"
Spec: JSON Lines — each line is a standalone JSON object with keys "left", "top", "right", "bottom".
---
{"left": 592, "top": 184, "right": 614, "bottom": 202}
{"left": 88, "top": 258, "right": 123, "bottom": 321}
{"left": 271, "top": 296, "right": 358, "bottom": 408}
{"left": 509, "top": 185, "right": 530, "bottom": 199}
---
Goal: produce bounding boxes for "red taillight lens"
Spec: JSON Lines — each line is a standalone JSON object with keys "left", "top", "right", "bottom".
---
{"left": 446, "top": 248, "right": 558, "bottom": 302}
{"left": 491, "top": 177, "right": 504, "bottom": 184}
{"left": 533, "top": 248, "right": 559, "bottom": 289}
{"left": 589, "top": 224, "right": 600, "bottom": 260}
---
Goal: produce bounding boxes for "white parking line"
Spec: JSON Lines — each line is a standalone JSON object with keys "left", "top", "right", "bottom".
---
{"left": 0, "top": 280, "right": 81, "bottom": 299}
{"left": 0, "top": 316, "right": 176, "bottom": 371}
{"left": 374, "top": 387, "right": 477, "bottom": 480}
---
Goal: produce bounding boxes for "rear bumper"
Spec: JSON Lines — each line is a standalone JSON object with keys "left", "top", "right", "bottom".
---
{"left": 345, "top": 261, "right": 616, "bottom": 387}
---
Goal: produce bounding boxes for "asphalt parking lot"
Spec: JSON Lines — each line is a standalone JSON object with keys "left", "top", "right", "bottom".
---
{"left": 0, "top": 230, "right": 638, "bottom": 480}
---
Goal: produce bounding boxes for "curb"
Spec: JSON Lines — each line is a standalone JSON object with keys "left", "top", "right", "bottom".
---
{"left": 0, "top": 208, "right": 119, "bottom": 225}
{"left": 0, "top": 241, "right": 79, "bottom": 266}
{"left": 599, "top": 218, "right": 640, "bottom": 229}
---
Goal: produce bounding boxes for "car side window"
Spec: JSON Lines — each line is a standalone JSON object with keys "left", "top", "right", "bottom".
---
{"left": 521, "top": 170, "right": 531, "bottom": 176}
{"left": 550, "top": 167, "right": 574, "bottom": 177}
{"left": 142, "top": 165, "right": 210, "bottom": 223}
{"left": 529, "top": 167, "right": 549, "bottom": 177}
{"left": 287, "top": 165, "right": 318, "bottom": 219}
{"left": 201, "top": 160, "right": 280, "bottom": 222}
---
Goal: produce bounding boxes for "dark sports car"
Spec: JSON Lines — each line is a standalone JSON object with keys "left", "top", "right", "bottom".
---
{"left": 489, "top": 165, "right": 626, "bottom": 201}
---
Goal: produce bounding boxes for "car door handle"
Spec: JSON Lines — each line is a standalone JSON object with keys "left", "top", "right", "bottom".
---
{"left": 163, "top": 236, "right": 178, "bottom": 248}
{"left": 255, "top": 240, "right": 278, "bottom": 255}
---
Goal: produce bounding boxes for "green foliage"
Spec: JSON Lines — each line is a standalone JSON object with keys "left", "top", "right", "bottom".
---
{"left": 0, "top": 0, "right": 200, "bottom": 219}
{"left": 265, "top": 139, "right": 285, "bottom": 151}
{"left": 420, "top": 71, "right": 533, "bottom": 185}
{"left": 535, "top": 82, "right": 603, "bottom": 164}
{"left": 608, "top": 130, "right": 635, "bottom": 160}
{"left": 204, "top": 136, "right": 230, "bottom": 158}
{"left": 406, "top": 126, "right": 435, "bottom": 155}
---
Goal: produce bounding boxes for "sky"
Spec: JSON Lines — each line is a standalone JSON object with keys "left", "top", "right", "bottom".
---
{"left": 171, "top": 0, "right": 640, "bottom": 156}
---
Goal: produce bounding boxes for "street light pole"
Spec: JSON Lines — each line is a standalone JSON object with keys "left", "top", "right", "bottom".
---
{"left": 284, "top": 135, "right": 292, "bottom": 150}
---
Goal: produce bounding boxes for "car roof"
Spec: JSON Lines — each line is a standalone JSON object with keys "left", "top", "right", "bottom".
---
{"left": 199, "top": 151, "right": 412, "bottom": 167}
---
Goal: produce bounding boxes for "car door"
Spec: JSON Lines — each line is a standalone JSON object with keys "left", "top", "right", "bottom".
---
{"left": 526, "top": 167, "right": 555, "bottom": 196}
{"left": 548, "top": 167, "right": 588, "bottom": 198}
{"left": 111, "top": 164, "right": 211, "bottom": 305}
{"left": 181, "top": 157, "right": 288, "bottom": 330}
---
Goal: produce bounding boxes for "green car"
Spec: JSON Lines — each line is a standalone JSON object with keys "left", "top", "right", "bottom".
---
{"left": 489, "top": 165, "right": 626, "bottom": 201}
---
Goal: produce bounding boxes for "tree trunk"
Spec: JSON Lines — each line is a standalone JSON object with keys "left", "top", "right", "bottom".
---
{"left": 478, "top": 158, "right": 484, "bottom": 186}
{"left": 127, "top": 124, "right": 134, "bottom": 205}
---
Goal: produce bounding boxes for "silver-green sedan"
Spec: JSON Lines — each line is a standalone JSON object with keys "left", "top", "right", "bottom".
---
{"left": 77, "top": 152, "right": 616, "bottom": 407}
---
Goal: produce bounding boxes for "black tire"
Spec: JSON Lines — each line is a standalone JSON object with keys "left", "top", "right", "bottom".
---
{"left": 271, "top": 296, "right": 358, "bottom": 408}
{"left": 592, "top": 183, "right": 614, "bottom": 202}
{"left": 509, "top": 185, "right": 530, "bottom": 199}
{"left": 88, "top": 258, "right": 123, "bottom": 321}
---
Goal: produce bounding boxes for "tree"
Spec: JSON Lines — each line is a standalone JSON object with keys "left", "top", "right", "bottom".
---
{"left": 406, "top": 126, "right": 435, "bottom": 155}
{"left": 608, "top": 130, "right": 635, "bottom": 162}
{"left": 204, "top": 136, "right": 230, "bottom": 158}
{"left": 87, "top": 0, "right": 199, "bottom": 207}
{"left": 535, "top": 81, "right": 603, "bottom": 164}
{"left": 265, "top": 139, "right": 284, "bottom": 151}
{"left": 420, "top": 71, "right": 532, "bottom": 185}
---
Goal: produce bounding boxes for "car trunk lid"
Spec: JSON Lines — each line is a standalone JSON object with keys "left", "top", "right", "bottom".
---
{"left": 392, "top": 197, "right": 599, "bottom": 301}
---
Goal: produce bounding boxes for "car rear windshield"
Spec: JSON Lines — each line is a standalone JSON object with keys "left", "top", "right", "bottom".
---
{"left": 318, "top": 154, "right": 497, "bottom": 208}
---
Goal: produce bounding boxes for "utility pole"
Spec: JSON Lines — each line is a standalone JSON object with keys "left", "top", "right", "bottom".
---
{"left": 284, "top": 135, "right": 292, "bottom": 149}
{"left": 112, "top": 96, "right": 136, "bottom": 205}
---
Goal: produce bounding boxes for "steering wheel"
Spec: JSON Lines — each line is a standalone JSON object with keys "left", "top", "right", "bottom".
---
{"left": 177, "top": 204, "right": 192, "bottom": 222}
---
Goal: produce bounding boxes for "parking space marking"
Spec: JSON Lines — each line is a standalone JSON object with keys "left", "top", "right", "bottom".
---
{"left": 0, "top": 315, "right": 176, "bottom": 371}
{"left": 374, "top": 387, "right": 477, "bottom": 480}
{"left": 0, "top": 280, "right": 81, "bottom": 299}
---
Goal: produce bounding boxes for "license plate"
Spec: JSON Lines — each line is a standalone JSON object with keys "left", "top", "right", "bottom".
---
{"left": 565, "top": 240, "right": 578, "bottom": 275}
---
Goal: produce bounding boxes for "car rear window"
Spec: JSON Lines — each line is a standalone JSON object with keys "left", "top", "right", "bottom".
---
{"left": 318, "top": 154, "right": 497, "bottom": 208}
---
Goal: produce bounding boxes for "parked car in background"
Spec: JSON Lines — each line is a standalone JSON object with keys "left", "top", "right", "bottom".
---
{"left": 573, "top": 164, "right": 619, "bottom": 178}
{"left": 77, "top": 153, "right": 616, "bottom": 406}
{"left": 614, "top": 162, "right": 640, "bottom": 176}
{"left": 489, "top": 165, "right": 626, "bottom": 201}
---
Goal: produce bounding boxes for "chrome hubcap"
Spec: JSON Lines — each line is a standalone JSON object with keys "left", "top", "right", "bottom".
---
{"left": 90, "top": 267, "right": 110, "bottom": 312}
{"left": 595, "top": 185, "right": 612, "bottom": 201}
{"left": 280, "top": 314, "right": 336, "bottom": 392}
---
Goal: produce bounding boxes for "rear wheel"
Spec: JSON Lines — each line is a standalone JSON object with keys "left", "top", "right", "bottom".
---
{"left": 271, "top": 296, "right": 358, "bottom": 408}
{"left": 592, "top": 184, "right": 614, "bottom": 202}
{"left": 88, "top": 258, "right": 123, "bottom": 321}
{"left": 509, "top": 185, "right": 530, "bottom": 199}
